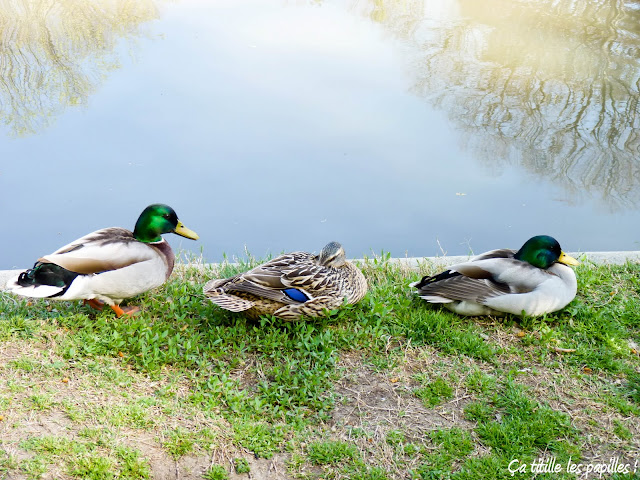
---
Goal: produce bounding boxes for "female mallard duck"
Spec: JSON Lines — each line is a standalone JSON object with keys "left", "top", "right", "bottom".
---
{"left": 8, "top": 204, "right": 199, "bottom": 317}
{"left": 411, "top": 235, "right": 580, "bottom": 317}
{"left": 204, "top": 241, "right": 367, "bottom": 320}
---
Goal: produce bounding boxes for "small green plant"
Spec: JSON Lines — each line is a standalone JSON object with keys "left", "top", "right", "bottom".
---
{"left": 20, "top": 436, "right": 79, "bottom": 457}
{"left": 465, "top": 370, "right": 497, "bottom": 394}
{"left": 162, "top": 429, "right": 194, "bottom": 459}
{"left": 233, "top": 457, "right": 250, "bottom": 474}
{"left": 349, "top": 466, "right": 390, "bottom": 480}
{"left": 624, "top": 372, "right": 640, "bottom": 405}
{"left": 19, "top": 457, "right": 47, "bottom": 478}
{"left": 464, "top": 401, "right": 494, "bottom": 423}
{"left": 116, "top": 446, "right": 151, "bottom": 479}
{"left": 0, "top": 448, "right": 18, "bottom": 471}
{"left": 414, "top": 376, "right": 454, "bottom": 407}
{"left": 403, "top": 443, "right": 420, "bottom": 456}
{"left": 27, "top": 394, "right": 54, "bottom": 411}
{"left": 613, "top": 420, "right": 632, "bottom": 441}
{"left": 430, "top": 428, "right": 474, "bottom": 457}
{"left": 8, "top": 358, "right": 37, "bottom": 372}
{"left": 68, "top": 454, "right": 115, "bottom": 480}
{"left": 233, "top": 422, "right": 285, "bottom": 459}
{"left": 348, "top": 427, "right": 369, "bottom": 438}
{"left": 386, "top": 430, "right": 405, "bottom": 446}
{"left": 203, "top": 465, "right": 228, "bottom": 480}
{"left": 307, "top": 440, "right": 359, "bottom": 465}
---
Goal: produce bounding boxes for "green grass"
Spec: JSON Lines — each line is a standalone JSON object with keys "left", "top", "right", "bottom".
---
{"left": 307, "top": 440, "right": 359, "bottom": 465}
{"left": 203, "top": 465, "right": 229, "bottom": 480}
{"left": 18, "top": 435, "right": 151, "bottom": 480}
{"left": 234, "top": 457, "right": 250, "bottom": 473}
{"left": 0, "top": 258, "right": 639, "bottom": 479}
{"left": 233, "top": 421, "right": 286, "bottom": 459}
{"left": 474, "top": 380, "right": 579, "bottom": 458}
{"left": 414, "top": 375, "right": 454, "bottom": 407}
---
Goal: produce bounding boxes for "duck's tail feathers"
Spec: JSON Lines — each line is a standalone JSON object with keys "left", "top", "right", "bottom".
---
{"left": 203, "top": 278, "right": 228, "bottom": 292}
{"left": 205, "top": 291, "right": 255, "bottom": 312}
{"left": 418, "top": 295, "right": 454, "bottom": 304}
{"left": 8, "top": 281, "right": 65, "bottom": 298}
{"left": 8, "top": 263, "right": 79, "bottom": 298}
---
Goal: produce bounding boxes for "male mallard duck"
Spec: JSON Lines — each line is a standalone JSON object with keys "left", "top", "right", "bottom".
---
{"left": 8, "top": 204, "right": 199, "bottom": 317}
{"left": 204, "top": 241, "right": 367, "bottom": 320}
{"left": 411, "top": 235, "right": 579, "bottom": 316}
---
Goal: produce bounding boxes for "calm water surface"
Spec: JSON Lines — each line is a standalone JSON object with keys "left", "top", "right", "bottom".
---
{"left": 1, "top": 0, "right": 639, "bottom": 269}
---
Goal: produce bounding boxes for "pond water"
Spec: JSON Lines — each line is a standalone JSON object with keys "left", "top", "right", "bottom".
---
{"left": 1, "top": 0, "right": 639, "bottom": 270}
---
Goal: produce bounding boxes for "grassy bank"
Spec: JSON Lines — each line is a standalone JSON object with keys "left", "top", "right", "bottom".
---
{"left": 0, "top": 256, "right": 639, "bottom": 479}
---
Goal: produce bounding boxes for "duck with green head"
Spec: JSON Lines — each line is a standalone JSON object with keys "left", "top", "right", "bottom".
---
{"left": 8, "top": 204, "right": 199, "bottom": 317}
{"left": 411, "top": 235, "right": 580, "bottom": 316}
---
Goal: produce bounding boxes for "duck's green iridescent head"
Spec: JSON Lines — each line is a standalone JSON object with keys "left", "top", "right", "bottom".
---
{"left": 133, "top": 204, "right": 199, "bottom": 243}
{"left": 514, "top": 235, "right": 579, "bottom": 269}
{"left": 318, "top": 241, "right": 346, "bottom": 268}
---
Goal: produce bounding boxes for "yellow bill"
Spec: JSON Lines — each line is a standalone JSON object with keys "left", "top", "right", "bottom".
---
{"left": 558, "top": 251, "right": 580, "bottom": 266}
{"left": 174, "top": 221, "right": 199, "bottom": 240}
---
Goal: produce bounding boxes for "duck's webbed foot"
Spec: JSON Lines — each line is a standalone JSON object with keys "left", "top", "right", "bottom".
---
{"left": 110, "top": 304, "right": 140, "bottom": 318}
{"left": 83, "top": 299, "right": 105, "bottom": 311}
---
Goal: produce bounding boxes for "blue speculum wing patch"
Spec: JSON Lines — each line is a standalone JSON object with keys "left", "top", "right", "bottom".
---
{"left": 283, "top": 288, "right": 309, "bottom": 302}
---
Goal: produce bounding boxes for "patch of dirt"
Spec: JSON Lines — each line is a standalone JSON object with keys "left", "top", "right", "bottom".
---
{"left": 510, "top": 362, "right": 640, "bottom": 469}
{"left": 463, "top": 322, "right": 640, "bottom": 470}
{"left": 0, "top": 339, "right": 292, "bottom": 480}
{"left": 121, "top": 430, "right": 291, "bottom": 480}
{"left": 227, "top": 455, "right": 290, "bottom": 480}
{"left": 2, "top": 335, "right": 639, "bottom": 480}
{"left": 317, "top": 352, "right": 481, "bottom": 477}
{"left": 332, "top": 356, "right": 473, "bottom": 438}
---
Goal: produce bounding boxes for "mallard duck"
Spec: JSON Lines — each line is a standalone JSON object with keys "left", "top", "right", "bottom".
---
{"left": 204, "top": 241, "right": 367, "bottom": 320}
{"left": 411, "top": 235, "right": 579, "bottom": 316}
{"left": 8, "top": 204, "right": 199, "bottom": 317}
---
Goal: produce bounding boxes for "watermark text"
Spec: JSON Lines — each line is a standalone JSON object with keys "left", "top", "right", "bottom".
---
{"left": 508, "top": 457, "right": 638, "bottom": 477}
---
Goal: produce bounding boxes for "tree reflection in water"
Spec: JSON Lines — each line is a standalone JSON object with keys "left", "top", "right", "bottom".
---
{"left": 352, "top": 0, "right": 640, "bottom": 209}
{"left": 3, "top": 0, "right": 639, "bottom": 209}
{"left": 0, "top": 0, "right": 158, "bottom": 136}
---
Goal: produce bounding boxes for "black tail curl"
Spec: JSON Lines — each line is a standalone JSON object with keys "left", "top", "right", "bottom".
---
{"left": 413, "top": 269, "right": 461, "bottom": 290}
{"left": 17, "top": 262, "right": 79, "bottom": 294}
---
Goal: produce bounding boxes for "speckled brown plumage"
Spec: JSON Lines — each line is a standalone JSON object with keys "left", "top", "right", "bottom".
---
{"left": 204, "top": 242, "right": 367, "bottom": 320}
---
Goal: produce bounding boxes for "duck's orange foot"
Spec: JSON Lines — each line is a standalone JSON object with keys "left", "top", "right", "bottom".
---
{"left": 83, "top": 299, "right": 105, "bottom": 311}
{"left": 110, "top": 304, "right": 140, "bottom": 318}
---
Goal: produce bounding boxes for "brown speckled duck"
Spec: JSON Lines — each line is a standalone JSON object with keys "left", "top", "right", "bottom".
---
{"left": 204, "top": 241, "right": 367, "bottom": 320}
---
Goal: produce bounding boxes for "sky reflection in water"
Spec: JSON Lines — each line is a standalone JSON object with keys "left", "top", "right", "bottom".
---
{"left": 1, "top": 0, "right": 639, "bottom": 270}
